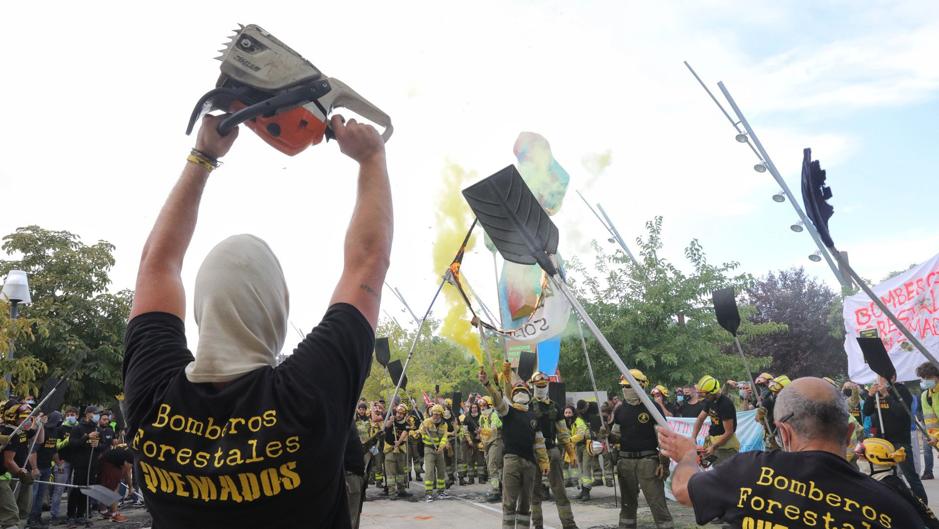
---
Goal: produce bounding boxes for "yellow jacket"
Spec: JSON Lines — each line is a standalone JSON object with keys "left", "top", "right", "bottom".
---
{"left": 419, "top": 418, "right": 449, "bottom": 449}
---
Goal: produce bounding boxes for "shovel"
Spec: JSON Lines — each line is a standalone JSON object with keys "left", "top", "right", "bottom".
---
{"left": 13, "top": 479, "right": 122, "bottom": 505}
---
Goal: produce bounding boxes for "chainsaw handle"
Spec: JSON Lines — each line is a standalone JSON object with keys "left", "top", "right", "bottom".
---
{"left": 320, "top": 78, "right": 393, "bottom": 142}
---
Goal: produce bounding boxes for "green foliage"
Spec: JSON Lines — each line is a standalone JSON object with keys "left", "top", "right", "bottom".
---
{"left": 745, "top": 267, "right": 845, "bottom": 378}
{"left": 0, "top": 302, "right": 47, "bottom": 397}
{"left": 360, "top": 319, "right": 485, "bottom": 403}
{"left": 0, "top": 226, "right": 132, "bottom": 405}
{"left": 558, "top": 217, "right": 779, "bottom": 394}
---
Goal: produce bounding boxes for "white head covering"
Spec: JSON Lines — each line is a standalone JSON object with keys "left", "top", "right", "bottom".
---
{"left": 185, "top": 234, "right": 289, "bottom": 383}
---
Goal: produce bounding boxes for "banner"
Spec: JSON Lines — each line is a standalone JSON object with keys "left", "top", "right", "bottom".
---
{"left": 843, "top": 252, "right": 939, "bottom": 383}
{"left": 664, "top": 409, "right": 765, "bottom": 500}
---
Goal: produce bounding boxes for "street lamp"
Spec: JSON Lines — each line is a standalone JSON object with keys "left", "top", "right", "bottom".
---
{"left": 790, "top": 221, "right": 805, "bottom": 233}
{"left": 2, "top": 270, "right": 31, "bottom": 396}
{"left": 808, "top": 251, "right": 822, "bottom": 263}
{"left": 772, "top": 192, "right": 786, "bottom": 203}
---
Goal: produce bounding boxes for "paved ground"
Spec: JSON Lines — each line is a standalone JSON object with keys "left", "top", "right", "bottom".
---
{"left": 360, "top": 471, "right": 939, "bottom": 529}
{"left": 359, "top": 480, "right": 721, "bottom": 529}
{"left": 29, "top": 465, "right": 939, "bottom": 528}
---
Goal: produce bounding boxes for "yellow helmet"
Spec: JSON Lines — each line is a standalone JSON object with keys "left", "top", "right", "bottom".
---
{"left": 445, "top": 398, "right": 453, "bottom": 407}
{"left": 529, "top": 371, "right": 550, "bottom": 388}
{"left": 430, "top": 405, "right": 445, "bottom": 416}
{"left": 511, "top": 382, "right": 531, "bottom": 397}
{"left": 586, "top": 440, "right": 606, "bottom": 456}
{"left": 769, "top": 375, "right": 791, "bottom": 393}
{"left": 395, "top": 404, "right": 408, "bottom": 414}
{"left": 862, "top": 438, "right": 906, "bottom": 466}
{"left": 2, "top": 400, "right": 22, "bottom": 423}
{"left": 652, "top": 384, "right": 669, "bottom": 397}
{"left": 697, "top": 375, "right": 720, "bottom": 395}
{"left": 755, "top": 372, "right": 774, "bottom": 384}
{"left": 619, "top": 369, "right": 648, "bottom": 388}
{"left": 481, "top": 396, "right": 494, "bottom": 407}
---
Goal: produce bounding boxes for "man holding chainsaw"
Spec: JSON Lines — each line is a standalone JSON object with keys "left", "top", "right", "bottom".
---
{"left": 122, "top": 110, "right": 391, "bottom": 529}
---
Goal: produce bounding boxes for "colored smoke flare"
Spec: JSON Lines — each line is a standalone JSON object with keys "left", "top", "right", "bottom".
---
{"left": 432, "top": 162, "right": 484, "bottom": 365}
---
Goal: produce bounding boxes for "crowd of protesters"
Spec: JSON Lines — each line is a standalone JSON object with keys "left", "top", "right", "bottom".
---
{"left": 0, "top": 397, "right": 139, "bottom": 529}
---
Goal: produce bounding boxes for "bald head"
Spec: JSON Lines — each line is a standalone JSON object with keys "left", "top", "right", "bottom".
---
{"left": 775, "top": 377, "right": 850, "bottom": 443}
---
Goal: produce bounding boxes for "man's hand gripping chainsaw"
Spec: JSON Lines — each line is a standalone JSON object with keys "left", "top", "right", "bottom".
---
{"left": 186, "top": 24, "right": 393, "bottom": 156}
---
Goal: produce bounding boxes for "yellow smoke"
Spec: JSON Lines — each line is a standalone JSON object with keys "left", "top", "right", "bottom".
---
{"left": 432, "top": 162, "right": 484, "bottom": 365}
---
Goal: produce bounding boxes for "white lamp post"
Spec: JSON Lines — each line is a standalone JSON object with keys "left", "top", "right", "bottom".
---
{"left": 2, "top": 270, "right": 32, "bottom": 395}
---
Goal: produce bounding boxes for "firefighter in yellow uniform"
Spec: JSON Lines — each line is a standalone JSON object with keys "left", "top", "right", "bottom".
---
{"left": 368, "top": 402, "right": 387, "bottom": 492}
{"left": 459, "top": 401, "right": 486, "bottom": 485}
{"left": 419, "top": 405, "right": 450, "bottom": 501}
{"left": 480, "top": 395, "right": 504, "bottom": 502}
{"left": 756, "top": 375, "right": 790, "bottom": 450}
{"left": 384, "top": 404, "right": 413, "bottom": 499}
{"left": 570, "top": 403, "right": 592, "bottom": 500}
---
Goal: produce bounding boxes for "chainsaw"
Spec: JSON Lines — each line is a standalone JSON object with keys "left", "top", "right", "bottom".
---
{"left": 186, "top": 24, "right": 393, "bottom": 156}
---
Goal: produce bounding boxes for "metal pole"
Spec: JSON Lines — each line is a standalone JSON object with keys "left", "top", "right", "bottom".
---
{"left": 491, "top": 252, "right": 508, "bottom": 360}
{"left": 6, "top": 301, "right": 18, "bottom": 396}
{"left": 715, "top": 81, "right": 851, "bottom": 290}
{"left": 875, "top": 393, "right": 886, "bottom": 436}
{"left": 384, "top": 275, "right": 448, "bottom": 422}
{"left": 549, "top": 275, "right": 669, "bottom": 428}
{"left": 596, "top": 204, "right": 640, "bottom": 267}
{"left": 732, "top": 337, "right": 759, "bottom": 406}
{"left": 831, "top": 249, "right": 939, "bottom": 368}
{"left": 576, "top": 191, "right": 639, "bottom": 267}
{"left": 576, "top": 321, "right": 617, "bottom": 504}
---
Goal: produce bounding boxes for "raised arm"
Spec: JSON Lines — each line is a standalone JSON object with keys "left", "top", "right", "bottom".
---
{"left": 129, "top": 115, "right": 238, "bottom": 319}
{"left": 328, "top": 116, "right": 393, "bottom": 330}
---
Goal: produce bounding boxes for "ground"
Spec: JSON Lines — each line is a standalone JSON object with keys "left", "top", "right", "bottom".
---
{"left": 358, "top": 479, "right": 720, "bottom": 529}
{"left": 38, "top": 469, "right": 939, "bottom": 528}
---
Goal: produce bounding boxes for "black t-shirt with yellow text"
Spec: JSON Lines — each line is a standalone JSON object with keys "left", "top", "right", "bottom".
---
{"left": 703, "top": 394, "right": 737, "bottom": 438}
{"left": 122, "top": 304, "right": 373, "bottom": 529}
{"left": 688, "top": 450, "right": 923, "bottom": 529}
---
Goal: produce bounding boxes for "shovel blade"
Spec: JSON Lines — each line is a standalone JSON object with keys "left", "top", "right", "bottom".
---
{"left": 81, "top": 484, "right": 122, "bottom": 505}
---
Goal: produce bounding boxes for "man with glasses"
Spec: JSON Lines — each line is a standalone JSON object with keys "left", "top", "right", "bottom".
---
{"left": 657, "top": 377, "right": 928, "bottom": 529}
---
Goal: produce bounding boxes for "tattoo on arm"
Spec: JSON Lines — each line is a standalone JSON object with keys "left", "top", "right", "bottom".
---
{"left": 359, "top": 283, "right": 379, "bottom": 298}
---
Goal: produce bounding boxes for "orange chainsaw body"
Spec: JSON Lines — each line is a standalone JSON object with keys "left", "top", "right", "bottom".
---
{"left": 230, "top": 101, "right": 328, "bottom": 156}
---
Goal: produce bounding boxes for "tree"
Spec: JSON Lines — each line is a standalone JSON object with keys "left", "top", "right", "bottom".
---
{"left": 558, "top": 217, "right": 782, "bottom": 394}
{"left": 0, "top": 226, "right": 132, "bottom": 405}
{"left": 745, "top": 267, "right": 843, "bottom": 378}
{"left": 360, "top": 319, "right": 485, "bottom": 404}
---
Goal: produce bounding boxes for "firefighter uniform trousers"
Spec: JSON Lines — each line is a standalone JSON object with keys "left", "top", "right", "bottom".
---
{"left": 531, "top": 447, "right": 576, "bottom": 529}
{"left": 617, "top": 454, "right": 673, "bottom": 529}
{"left": 423, "top": 446, "right": 447, "bottom": 494}
{"left": 576, "top": 443, "right": 592, "bottom": 491}
{"left": 486, "top": 439, "right": 504, "bottom": 493}
{"left": 384, "top": 448, "right": 409, "bottom": 495}
{"left": 460, "top": 442, "right": 486, "bottom": 481}
{"left": 409, "top": 435, "right": 424, "bottom": 479}
{"left": 502, "top": 454, "right": 537, "bottom": 529}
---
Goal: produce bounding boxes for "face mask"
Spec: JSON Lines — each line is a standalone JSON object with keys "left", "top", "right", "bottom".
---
{"left": 738, "top": 390, "right": 748, "bottom": 399}
{"left": 676, "top": 395, "right": 685, "bottom": 403}
{"left": 91, "top": 414, "right": 100, "bottom": 423}
{"left": 26, "top": 400, "right": 35, "bottom": 406}
{"left": 65, "top": 416, "right": 77, "bottom": 426}
{"left": 513, "top": 393, "right": 530, "bottom": 405}
{"left": 534, "top": 386, "right": 549, "bottom": 401}
{"left": 842, "top": 388, "right": 852, "bottom": 397}
{"left": 921, "top": 380, "right": 937, "bottom": 390}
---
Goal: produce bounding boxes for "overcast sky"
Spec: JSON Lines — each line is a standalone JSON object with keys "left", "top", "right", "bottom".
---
{"left": 3, "top": 1, "right": 938, "bottom": 354}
